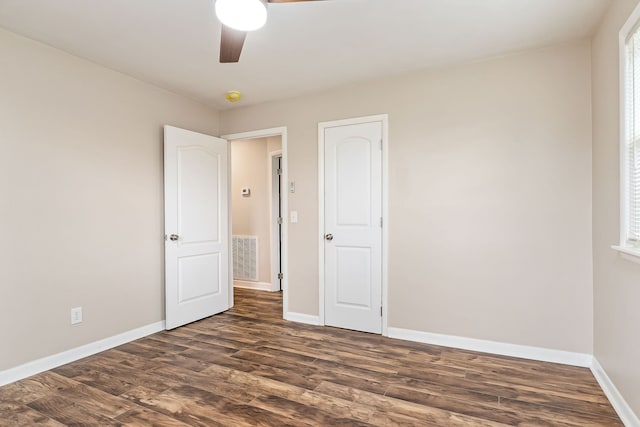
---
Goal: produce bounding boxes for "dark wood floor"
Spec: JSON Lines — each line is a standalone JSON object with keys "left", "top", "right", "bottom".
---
{"left": 0, "top": 288, "right": 621, "bottom": 426}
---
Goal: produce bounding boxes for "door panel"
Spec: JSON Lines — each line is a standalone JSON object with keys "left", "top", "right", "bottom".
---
{"left": 178, "top": 147, "right": 220, "bottom": 243}
{"left": 324, "top": 121, "right": 382, "bottom": 334}
{"left": 178, "top": 253, "right": 221, "bottom": 303}
{"left": 336, "top": 247, "right": 371, "bottom": 307}
{"left": 336, "top": 138, "right": 371, "bottom": 225}
{"left": 164, "top": 125, "right": 230, "bottom": 330}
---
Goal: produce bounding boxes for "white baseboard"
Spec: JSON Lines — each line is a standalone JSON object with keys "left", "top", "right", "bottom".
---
{"left": 591, "top": 357, "right": 640, "bottom": 427}
{"left": 234, "top": 280, "right": 278, "bottom": 292}
{"left": 387, "top": 327, "right": 593, "bottom": 367}
{"left": 284, "top": 312, "right": 321, "bottom": 326}
{"left": 0, "top": 321, "right": 165, "bottom": 387}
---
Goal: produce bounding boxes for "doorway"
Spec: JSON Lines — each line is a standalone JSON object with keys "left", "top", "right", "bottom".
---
{"left": 230, "top": 137, "right": 282, "bottom": 293}
{"left": 223, "top": 127, "right": 289, "bottom": 318}
{"left": 318, "top": 115, "right": 389, "bottom": 335}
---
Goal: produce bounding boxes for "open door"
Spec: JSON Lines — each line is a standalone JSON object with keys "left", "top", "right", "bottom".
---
{"left": 164, "top": 125, "right": 230, "bottom": 330}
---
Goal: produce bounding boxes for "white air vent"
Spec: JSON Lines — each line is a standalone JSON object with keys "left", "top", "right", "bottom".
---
{"left": 232, "top": 235, "right": 258, "bottom": 281}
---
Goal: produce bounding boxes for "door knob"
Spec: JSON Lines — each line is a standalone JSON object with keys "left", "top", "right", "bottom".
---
{"left": 325, "top": 233, "right": 333, "bottom": 241}
{"left": 168, "top": 234, "right": 179, "bottom": 241}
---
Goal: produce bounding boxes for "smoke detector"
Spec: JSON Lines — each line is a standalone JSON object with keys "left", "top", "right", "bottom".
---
{"left": 225, "top": 91, "right": 242, "bottom": 103}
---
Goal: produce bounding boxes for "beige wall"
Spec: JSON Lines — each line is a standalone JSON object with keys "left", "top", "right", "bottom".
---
{"left": 221, "top": 41, "right": 594, "bottom": 353}
{"left": 231, "top": 137, "right": 281, "bottom": 284}
{"left": 0, "top": 29, "right": 219, "bottom": 370}
{"left": 592, "top": 0, "right": 640, "bottom": 416}
{"left": 267, "top": 136, "right": 283, "bottom": 155}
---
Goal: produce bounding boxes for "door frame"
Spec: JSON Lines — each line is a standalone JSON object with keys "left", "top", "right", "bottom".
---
{"left": 222, "top": 127, "right": 289, "bottom": 318}
{"left": 318, "top": 114, "right": 389, "bottom": 336}
{"left": 269, "top": 150, "right": 283, "bottom": 292}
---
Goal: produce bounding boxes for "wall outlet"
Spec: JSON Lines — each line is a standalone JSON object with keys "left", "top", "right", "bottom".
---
{"left": 71, "top": 307, "right": 83, "bottom": 325}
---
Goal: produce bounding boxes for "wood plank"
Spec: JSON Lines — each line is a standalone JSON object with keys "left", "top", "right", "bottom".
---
{"left": 385, "top": 383, "right": 621, "bottom": 427}
{"left": 0, "top": 372, "right": 78, "bottom": 404}
{"left": 151, "top": 364, "right": 261, "bottom": 403}
{"left": 123, "top": 384, "right": 310, "bottom": 427}
{"left": 0, "top": 401, "right": 65, "bottom": 427}
{"left": 314, "top": 381, "right": 510, "bottom": 427}
{"left": 226, "top": 349, "right": 386, "bottom": 392}
{"left": 202, "top": 363, "right": 446, "bottom": 426}
{"left": 26, "top": 393, "right": 123, "bottom": 426}
{"left": 115, "top": 406, "right": 194, "bottom": 426}
{"left": 27, "top": 384, "right": 136, "bottom": 419}
{"left": 119, "top": 386, "right": 229, "bottom": 427}
{"left": 394, "top": 362, "right": 618, "bottom": 418}
{"left": 54, "top": 356, "right": 179, "bottom": 394}
{"left": 249, "top": 394, "right": 377, "bottom": 426}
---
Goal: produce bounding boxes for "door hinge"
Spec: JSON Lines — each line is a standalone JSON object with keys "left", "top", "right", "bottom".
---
{"left": 277, "top": 168, "right": 282, "bottom": 175}
{"left": 277, "top": 217, "right": 283, "bottom": 225}
{"left": 380, "top": 217, "right": 383, "bottom": 227}
{"left": 277, "top": 273, "right": 284, "bottom": 280}
{"left": 380, "top": 306, "right": 383, "bottom": 317}
{"left": 380, "top": 139, "right": 383, "bottom": 150}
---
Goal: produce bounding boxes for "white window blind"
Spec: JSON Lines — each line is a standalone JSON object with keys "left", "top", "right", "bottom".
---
{"left": 625, "top": 29, "right": 640, "bottom": 246}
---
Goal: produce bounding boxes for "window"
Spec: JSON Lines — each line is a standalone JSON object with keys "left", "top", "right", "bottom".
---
{"left": 618, "top": 18, "right": 640, "bottom": 259}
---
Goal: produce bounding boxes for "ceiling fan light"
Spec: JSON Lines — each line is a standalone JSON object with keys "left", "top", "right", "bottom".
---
{"left": 215, "top": 0, "right": 267, "bottom": 31}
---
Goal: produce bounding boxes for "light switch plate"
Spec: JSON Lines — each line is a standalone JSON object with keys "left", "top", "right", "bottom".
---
{"left": 71, "top": 307, "right": 83, "bottom": 325}
{"left": 290, "top": 211, "right": 298, "bottom": 223}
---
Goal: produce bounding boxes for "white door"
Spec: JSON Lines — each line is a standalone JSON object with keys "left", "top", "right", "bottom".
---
{"left": 324, "top": 121, "right": 382, "bottom": 334}
{"left": 164, "top": 125, "right": 230, "bottom": 330}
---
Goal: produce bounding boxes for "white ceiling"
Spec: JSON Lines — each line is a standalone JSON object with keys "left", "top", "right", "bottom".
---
{"left": 0, "top": 0, "right": 611, "bottom": 110}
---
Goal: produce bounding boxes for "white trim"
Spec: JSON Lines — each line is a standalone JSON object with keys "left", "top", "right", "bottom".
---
{"left": 268, "top": 150, "right": 283, "bottom": 292}
{"left": 0, "top": 321, "right": 165, "bottom": 387}
{"left": 591, "top": 358, "right": 640, "bottom": 427}
{"left": 233, "top": 280, "right": 277, "bottom": 292}
{"left": 381, "top": 117, "right": 389, "bottom": 337}
{"left": 228, "top": 136, "right": 234, "bottom": 309}
{"left": 222, "top": 127, "right": 285, "bottom": 141}
{"left": 317, "top": 123, "right": 326, "bottom": 326}
{"left": 221, "top": 127, "right": 289, "bottom": 318}
{"left": 619, "top": 3, "right": 640, "bottom": 253}
{"left": 317, "top": 114, "right": 389, "bottom": 335}
{"left": 620, "top": 8, "right": 629, "bottom": 251}
{"left": 284, "top": 312, "right": 321, "bottom": 326}
{"left": 611, "top": 245, "right": 640, "bottom": 264}
{"left": 387, "top": 327, "right": 593, "bottom": 367}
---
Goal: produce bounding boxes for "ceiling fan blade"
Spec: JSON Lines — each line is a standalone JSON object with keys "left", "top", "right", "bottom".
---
{"left": 267, "top": 0, "right": 326, "bottom": 3}
{"left": 219, "top": 0, "right": 324, "bottom": 62}
{"left": 220, "top": 24, "right": 247, "bottom": 63}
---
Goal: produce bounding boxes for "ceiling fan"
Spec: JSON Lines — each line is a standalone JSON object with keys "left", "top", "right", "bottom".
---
{"left": 216, "top": 0, "right": 326, "bottom": 63}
